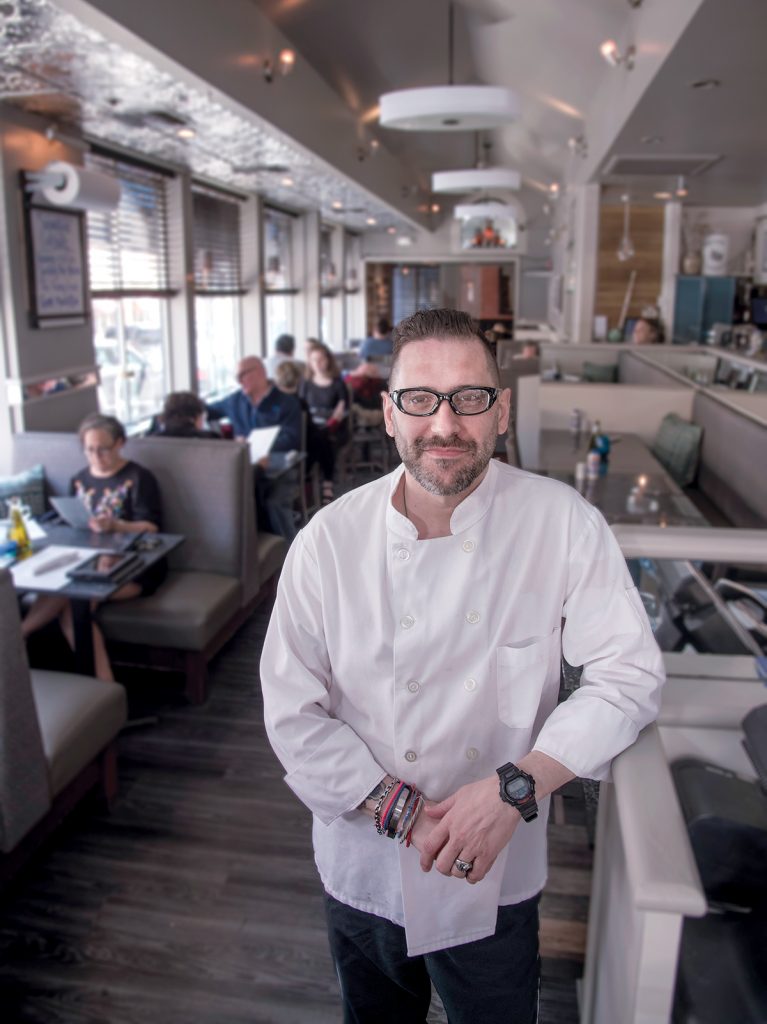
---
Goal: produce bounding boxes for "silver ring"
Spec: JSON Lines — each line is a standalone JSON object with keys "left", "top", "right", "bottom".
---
{"left": 454, "top": 858, "right": 474, "bottom": 874}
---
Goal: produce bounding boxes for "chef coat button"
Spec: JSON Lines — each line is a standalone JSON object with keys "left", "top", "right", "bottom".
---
{"left": 400, "top": 615, "right": 415, "bottom": 630}
{"left": 405, "top": 750, "right": 418, "bottom": 763}
{"left": 407, "top": 680, "right": 420, "bottom": 694}
{"left": 397, "top": 547, "right": 410, "bottom": 561}
{"left": 466, "top": 610, "right": 480, "bottom": 624}
{"left": 464, "top": 678, "right": 477, "bottom": 692}
{"left": 462, "top": 539, "right": 475, "bottom": 553}
{"left": 466, "top": 747, "right": 479, "bottom": 761}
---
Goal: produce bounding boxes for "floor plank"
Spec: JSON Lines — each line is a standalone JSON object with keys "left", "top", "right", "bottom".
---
{"left": 1, "top": 598, "right": 591, "bottom": 1022}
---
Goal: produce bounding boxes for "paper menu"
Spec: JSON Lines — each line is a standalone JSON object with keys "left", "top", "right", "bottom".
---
{"left": 10, "top": 545, "right": 98, "bottom": 591}
{"left": 247, "top": 426, "right": 280, "bottom": 464}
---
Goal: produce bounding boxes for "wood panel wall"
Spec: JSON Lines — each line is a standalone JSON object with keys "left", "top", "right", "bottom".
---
{"left": 595, "top": 204, "right": 664, "bottom": 331}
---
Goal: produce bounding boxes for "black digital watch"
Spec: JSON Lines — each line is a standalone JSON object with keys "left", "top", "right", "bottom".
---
{"left": 496, "top": 762, "right": 538, "bottom": 822}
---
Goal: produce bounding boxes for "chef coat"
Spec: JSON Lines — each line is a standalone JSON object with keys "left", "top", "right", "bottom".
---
{"left": 260, "top": 459, "right": 664, "bottom": 955}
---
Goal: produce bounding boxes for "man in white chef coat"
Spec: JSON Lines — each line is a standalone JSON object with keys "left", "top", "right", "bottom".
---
{"left": 260, "top": 308, "right": 664, "bottom": 1023}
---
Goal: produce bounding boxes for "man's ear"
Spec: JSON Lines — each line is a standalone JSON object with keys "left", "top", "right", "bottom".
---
{"left": 383, "top": 392, "right": 396, "bottom": 438}
{"left": 497, "top": 387, "right": 511, "bottom": 436}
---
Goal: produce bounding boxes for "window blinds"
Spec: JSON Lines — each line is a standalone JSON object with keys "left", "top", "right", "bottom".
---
{"left": 192, "top": 186, "right": 243, "bottom": 294}
{"left": 86, "top": 153, "right": 170, "bottom": 294}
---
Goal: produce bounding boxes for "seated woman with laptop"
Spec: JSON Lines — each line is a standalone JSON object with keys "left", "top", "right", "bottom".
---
{"left": 21, "top": 413, "right": 164, "bottom": 682}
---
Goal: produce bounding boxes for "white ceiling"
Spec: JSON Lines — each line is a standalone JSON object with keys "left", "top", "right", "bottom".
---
{"left": 0, "top": 0, "right": 763, "bottom": 247}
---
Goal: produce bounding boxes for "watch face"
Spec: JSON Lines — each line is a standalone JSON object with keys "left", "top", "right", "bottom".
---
{"left": 505, "top": 776, "right": 531, "bottom": 801}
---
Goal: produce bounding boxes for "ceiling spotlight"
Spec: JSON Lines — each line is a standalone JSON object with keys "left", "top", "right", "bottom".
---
{"left": 654, "top": 191, "right": 672, "bottom": 200}
{"left": 366, "top": 217, "right": 377, "bottom": 226}
{"left": 331, "top": 200, "right": 343, "bottom": 210}
{"left": 549, "top": 182, "right": 560, "bottom": 196}
{"left": 263, "top": 48, "right": 296, "bottom": 83}
{"left": 280, "top": 176, "right": 294, "bottom": 187}
{"left": 430, "top": 203, "right": 441, "bottom": 213}
{"left": 675, "top": 175, "right": 688, "bottom": 198}
{"left": 386, "top": 226, "right": 397, "bottom": 235}
{"left": 600, "top": 39, "right": 635, "bottom": 69}
{"left": 369, "top": 138, "right": 380, "bottom": 153}
{"left": 176, "top": 126, "right": 196, "bottom": 140}
{"left": 278, "top": 49, "right": 296, "bottom": 75}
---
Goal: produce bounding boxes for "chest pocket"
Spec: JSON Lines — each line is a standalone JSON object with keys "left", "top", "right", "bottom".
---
{"left": 496, "top": 627, "right": 561, "bottom": 729}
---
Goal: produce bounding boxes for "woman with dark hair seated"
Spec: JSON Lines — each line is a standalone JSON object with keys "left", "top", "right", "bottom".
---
{"left": 158, "top": 391, "right": 221, "bottom": 438}
{"left": 631, "top": 317, "right": 664, "bottom": 345}
{"left": 299, "top": 342, "right": 350, "bottom": 504}
{"left": 21, "top": 413, "right": 165, "bottom": 681}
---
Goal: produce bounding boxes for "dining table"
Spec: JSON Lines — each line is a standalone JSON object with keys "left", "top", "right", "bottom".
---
{"left": 535, "top": 430, "right": 709, "bottom": 528}
{"left": 11, "top": 521, "right": 183, "bottom": 676}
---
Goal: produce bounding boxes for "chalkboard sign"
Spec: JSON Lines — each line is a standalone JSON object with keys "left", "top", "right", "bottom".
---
{"left": 25, "top": 203, "right": 88, "bottom": 326}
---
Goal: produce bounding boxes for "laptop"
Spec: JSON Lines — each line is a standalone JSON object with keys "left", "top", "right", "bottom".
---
{"left": 50, "top": 496, "right": 92, "bottom": 530}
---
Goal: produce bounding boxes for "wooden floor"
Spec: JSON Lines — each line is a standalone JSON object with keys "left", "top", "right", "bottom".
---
{"left": 1, "top": 604, "right": 592, "bottom": 1024}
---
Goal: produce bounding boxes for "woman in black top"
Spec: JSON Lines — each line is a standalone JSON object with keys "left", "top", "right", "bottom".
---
{"left": 21, "top": 413, "right": 165, "bottom": 681}
{"left": 299, "top": 342, "right": 349, "bottom": 504}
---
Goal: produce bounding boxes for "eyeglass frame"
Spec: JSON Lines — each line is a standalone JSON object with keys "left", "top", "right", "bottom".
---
{"left": 388, "top": 386, "right": 500, "bottom": 417}
{"left": 83, "top": 442, "right": 118, "bottom": 456}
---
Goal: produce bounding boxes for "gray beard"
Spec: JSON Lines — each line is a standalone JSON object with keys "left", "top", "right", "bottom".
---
{"left": 392, "top": 428, "right": 497, "bottom": 497}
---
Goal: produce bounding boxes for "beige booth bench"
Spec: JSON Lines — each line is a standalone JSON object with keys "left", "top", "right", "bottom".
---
{"left": 12, "top": 432, "right": 288, "bottom": 703}
{"left": 0, "top": 569, "right": 127, "bottom": 886}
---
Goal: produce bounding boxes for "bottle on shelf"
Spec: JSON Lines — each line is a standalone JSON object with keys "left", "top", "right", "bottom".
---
{"left": 7, "top": 497, "right": 32, "bottom": 559}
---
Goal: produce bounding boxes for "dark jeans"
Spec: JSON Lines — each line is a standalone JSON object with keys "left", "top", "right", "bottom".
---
{"left": 324, "top": 892, "right": 540, "bottom": 1024}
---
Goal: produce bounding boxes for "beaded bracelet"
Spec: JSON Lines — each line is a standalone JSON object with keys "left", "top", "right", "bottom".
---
{"left": 373, "top": 779, "right": 398, "bottom": 835}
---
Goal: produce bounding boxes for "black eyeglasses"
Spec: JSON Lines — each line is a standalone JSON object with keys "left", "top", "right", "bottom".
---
{"left": 389, "top": 386, "right": 499, "bottom": 417}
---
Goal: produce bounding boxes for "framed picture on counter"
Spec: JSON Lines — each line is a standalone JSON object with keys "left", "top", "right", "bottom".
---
{"left": 24, "top": 201, "right": 89, "bottom": 327}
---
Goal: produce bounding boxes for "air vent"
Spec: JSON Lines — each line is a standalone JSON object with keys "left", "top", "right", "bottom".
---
{"left": 116, "top": 108, "right": 189, "bottom": 129}
{"left": 232, "top": 164, "right": 290, "bottom": 174}
{"left": 602, "top": 153, "right": 721, "bottom": 177}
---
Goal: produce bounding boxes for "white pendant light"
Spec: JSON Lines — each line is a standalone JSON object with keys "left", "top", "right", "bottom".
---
{"left": 379, "top": 2, "right": 518, "bottom": 132}
{"left": 454, "top": 201, "right": 518, "bottom": 220}
{"left": 380, "top": 85, "right": 519, "bottom": 132}
{"left": 432, "top": 167, "right": 521, "bottom": 193}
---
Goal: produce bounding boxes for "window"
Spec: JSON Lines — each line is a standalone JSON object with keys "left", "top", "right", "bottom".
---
{"left": 86, "top": 152, "right": 172, "bottom": 425}
{"left": 264, "top": 207, "right": 297, "bottom": 354}
{"left": 391, "top": 265, "right": 441, "bottom": 324}
{"left": 192, "top": 185, "right": 244, "bottom": 397}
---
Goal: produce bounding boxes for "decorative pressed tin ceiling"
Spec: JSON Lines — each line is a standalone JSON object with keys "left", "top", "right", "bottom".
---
{"left": 0, "top": 0, "right": 413, "bottom": 231}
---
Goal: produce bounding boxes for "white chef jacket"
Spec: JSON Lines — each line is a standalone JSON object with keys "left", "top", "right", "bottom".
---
{"left": 260, "top": 459, "right": 664, "bottom": 955}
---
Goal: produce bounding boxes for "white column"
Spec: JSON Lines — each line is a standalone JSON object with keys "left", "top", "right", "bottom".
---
{"left": 660, "top": 202, "right": 682, "bottom": 339}
{"left": 165, "top": 171, "right": 196, "bottom": 389}
{"left": 240, "top": 194, "right": 264, "bottom": 357}
{"left": 570, "top": 184, "right": 600, "bottom": 344}
{"left": 294, "top": 211, "right": 321, "bottom": 351}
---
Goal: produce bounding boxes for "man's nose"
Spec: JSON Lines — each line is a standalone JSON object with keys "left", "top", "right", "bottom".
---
{"left": 429, "top": 397, "right": 461, "bottom": 430}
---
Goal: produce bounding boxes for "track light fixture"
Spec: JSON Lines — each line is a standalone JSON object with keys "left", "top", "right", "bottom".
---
{"left": 675, "top": 175, "right": 688, "bottom": 198}
{"left": 600, "top": 40, "right": 635, "bottom": 69}
{"left": 263, "top": 48, "right": 296, "bottom": 83}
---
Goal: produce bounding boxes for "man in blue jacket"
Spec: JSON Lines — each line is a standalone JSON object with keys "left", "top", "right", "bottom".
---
{"left": 207, "top": 356, "right": 301, "bottom": 451}
{"left": 208, "top": 356, "right": 302, "bottom": 538}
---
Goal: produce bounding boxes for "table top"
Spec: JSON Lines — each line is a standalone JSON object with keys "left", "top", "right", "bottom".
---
{"left": 537, "top": 431, "right": 708, "bottom": 527}
{"left": 13, "top": 525, "right": 183, "bottom": 600}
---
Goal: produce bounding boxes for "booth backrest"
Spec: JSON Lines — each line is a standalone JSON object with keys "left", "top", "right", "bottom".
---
{"left": 0, "top": 569, "right": 50, "bottom": 853}
{"left": 538, "top": 383, "right": 695, "bottom": 444}
{"left": 619, "top": 352, "right": 685, "bottom": 388}
{"left": 11, "top": 433, "right": 260, "bottom": 599}
{"left": 692, "top": 392, "right": 767, "bottom": 527}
